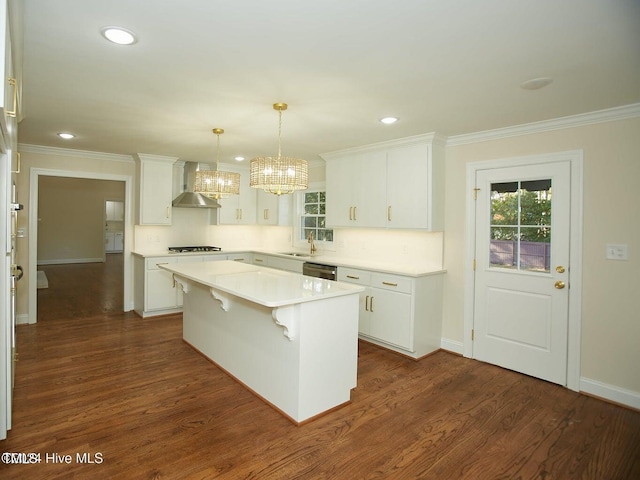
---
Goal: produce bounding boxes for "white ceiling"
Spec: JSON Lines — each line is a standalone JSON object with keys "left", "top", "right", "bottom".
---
{"left": 18, "top": 0, "right": 640, "bottom": 164}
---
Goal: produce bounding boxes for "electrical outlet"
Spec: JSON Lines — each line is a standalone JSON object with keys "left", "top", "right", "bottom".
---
{"left": 606, "top": 244, "right": 628, "bottom": 261}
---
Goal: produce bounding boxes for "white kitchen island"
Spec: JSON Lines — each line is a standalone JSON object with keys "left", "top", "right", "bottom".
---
{"left": 159, "top": 260, "right": 364, "bottom": 424}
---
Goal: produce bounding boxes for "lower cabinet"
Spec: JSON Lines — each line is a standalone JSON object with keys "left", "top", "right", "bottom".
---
{"left": 134, "top": 254, "right": 228, "bottom": 317}
{"left": 252, "top": 254, "right": 303, "bottom": 273}
{"left": 105, "top": 232, "right": 124, "bottom": 253}
{"left": 338, "top": 266, "right": 443, "bottom": 358}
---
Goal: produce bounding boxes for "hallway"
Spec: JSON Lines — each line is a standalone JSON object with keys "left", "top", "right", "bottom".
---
{"left": 36, "top": 253, "right": 124, "bottom": 321}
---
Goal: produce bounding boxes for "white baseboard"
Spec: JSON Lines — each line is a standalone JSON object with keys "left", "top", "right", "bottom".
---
{"left": 16, "top": 313, "right": 32, "bottom": 325}
{"left": 37, "top": 257, "right": 103, "bottom": 265}
{"left": 580, "top": 377, "right": 640, "bottom": 410}
{"left": 440, "top": 338, "right": 464, "bottom": 355}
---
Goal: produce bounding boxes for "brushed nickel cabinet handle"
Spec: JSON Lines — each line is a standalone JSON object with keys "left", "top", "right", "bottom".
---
{"left": 382, "top": 281, "right": 398, "bottom": 287}
{"left": 346, "top": 275, "right": 360, "bottom": 280}
{"left": 387, "top": 206, "right": 391, "bottom": 222}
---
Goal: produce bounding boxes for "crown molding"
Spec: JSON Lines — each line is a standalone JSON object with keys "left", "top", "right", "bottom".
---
{"left": 447, "top": 103, "right": 640, "bottom": 147}
{"left": 320, "top": 132, "right": 446, "bottom": 161}
{"left": 18, "top": 143, "right": 135, "bottom": 164}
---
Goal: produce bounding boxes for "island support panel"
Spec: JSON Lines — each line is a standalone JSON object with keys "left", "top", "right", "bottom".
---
{"left": 180, "top": 279, "right": 359, "bottom": 424}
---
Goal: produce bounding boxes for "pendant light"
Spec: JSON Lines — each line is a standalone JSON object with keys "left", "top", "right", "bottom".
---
{"left": 250, "top": 103, "right": 308, "bottom": 195}
{"left": 194, "top": 128, "right": 240, "bottom": 199}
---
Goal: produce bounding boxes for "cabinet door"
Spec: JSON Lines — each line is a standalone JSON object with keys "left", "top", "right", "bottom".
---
{"left": 326, "top": 151, "right": 386, "bottom": 228}
{"left": 386, "top": 143, "right": 431, "bottom": 229}
{"left": 369, "top": 288, "right": 413, "bottom": 350}
{"left": 337, "top": 268, "right": 373, "bottom": 336}
{"left": 256, "top": 190, "right": 278, "bottom": 225}
{"left": 114, "top": 232, "right": 124, "bottom": 251}
{"left": 355, "top": 150, "right": 387, "bottom": 227}
{"left": 217, "top": 166, "right": 256, "bottom": 225}
{"left": 139, "top": 160, "right": 173, "bottom": 225}
{"left": 146, "top": 269, "right": 178, "bottom": 310}
{"left": 326, "top": 157, "right": 357, "bottom": 227}
{"left": 145, "top": 257, "right": 178, "bottom": 310}
{"left": 104, "top": 232, "right": 115, "bottom": 251}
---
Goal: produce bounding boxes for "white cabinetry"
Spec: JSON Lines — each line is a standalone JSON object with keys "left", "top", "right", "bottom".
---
{"left": 252, "top": 254, "right": 303, "bottom": 273}
{"left": 226, "top": 253, "right": 253, "bottom": 264}
{"left": 256, "top": 190, "right": 280, "bottom": 225}
{"left": 322, "top": 133, "right": 445, "bottom": 230}
{"left": 106, "top": 201, "right": 124, "bottom": 221}
{"left": 338, "top": 266, "right": 443, "bottom": 358}
{"left": 105, "top": 231, "right": 124, "bottom": 253}
{"left": 217, "top": 166, "right": 256, "bottom": 225}
{"left": 134, "top": 254, "right": 228, "bottom": 317}
{"left": 134, "top": 154, "right": 177, "bottom": 225}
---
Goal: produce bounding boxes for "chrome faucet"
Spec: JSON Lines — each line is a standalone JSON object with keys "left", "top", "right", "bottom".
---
{"left": 308, "top": 231, "right": 317, "bottom": 255}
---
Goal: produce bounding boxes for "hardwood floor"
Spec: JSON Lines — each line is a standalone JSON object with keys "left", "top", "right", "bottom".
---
{"left": 36, "top": 253, "right": 124, "bottom": 321}
{"left": 2, "top": 260, "right": 639, "bottom": 479}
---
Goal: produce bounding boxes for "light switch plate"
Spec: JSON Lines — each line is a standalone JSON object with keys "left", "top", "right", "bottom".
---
{"left": 606, "top": 244, "right": 628, "bottom": 261}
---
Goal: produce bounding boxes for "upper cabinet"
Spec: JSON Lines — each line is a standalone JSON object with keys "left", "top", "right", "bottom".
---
{"left": 134, "top": 154, "right": 177, "bottom": 225}
{"left": 0, "top": 0, "right": 22, "bottom": 164}
{"left": 216, "top": 165, "right": 257, "bottom": 225}
{"left": 321, "top": 133, "right": 445, "bottom": 231}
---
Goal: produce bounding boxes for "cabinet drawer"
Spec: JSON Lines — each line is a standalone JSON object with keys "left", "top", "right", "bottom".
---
{"left": 338, "top": 268, "right": 371, "bottom": 286}
{"left": 146, "top": 257, "right": 178, "bottom": 270}
{"left": 370, "top": 273, "right": 412, "bottom": 293}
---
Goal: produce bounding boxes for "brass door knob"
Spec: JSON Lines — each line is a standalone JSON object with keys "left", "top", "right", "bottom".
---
{"left": 555, "top": 280, "right": 566, "bottom": 289}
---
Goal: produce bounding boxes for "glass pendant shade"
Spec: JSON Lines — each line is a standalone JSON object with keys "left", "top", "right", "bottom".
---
{"left": 250, "top": 103, "right": 308, "bottom": 196}
{"left": 194, "top": 168, "right": 240, "bottom": 199}
{"left": 194, "top": 128, "right": 240, "bottom": 199}
{"left": 250, "top": 156, "right": 308, "bottom": 195}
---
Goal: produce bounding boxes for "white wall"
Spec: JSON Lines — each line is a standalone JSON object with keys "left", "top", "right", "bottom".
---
{"left": 442, "top": 115, "right": 640, "bottom": 401}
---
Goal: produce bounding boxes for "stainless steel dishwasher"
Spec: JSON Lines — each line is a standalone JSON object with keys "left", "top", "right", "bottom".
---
{"left": 302, "top": 262, "right": 337, "bottom": 281}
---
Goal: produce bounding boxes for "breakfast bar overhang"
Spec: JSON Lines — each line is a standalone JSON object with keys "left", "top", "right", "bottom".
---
{"left": 159, "top": 260, "right": 364, "bottom": 424}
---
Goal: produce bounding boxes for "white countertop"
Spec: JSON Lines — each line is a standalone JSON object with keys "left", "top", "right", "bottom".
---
{"left": 159, "top": 260, "right": 365, "bottom": 308}
{"left": 133, "top": 248, "right": 445, "bottom": 277}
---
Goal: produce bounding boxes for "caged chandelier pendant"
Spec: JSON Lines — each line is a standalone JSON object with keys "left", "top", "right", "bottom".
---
{"left": 194, "top": 128, "right": 240, "bottom": 199}
{"left": 250, "top": 103, "right": 308, "bottom": 195}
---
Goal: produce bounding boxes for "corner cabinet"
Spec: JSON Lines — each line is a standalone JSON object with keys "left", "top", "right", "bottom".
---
{"left": 134, "top": 154, "right": 178, "bottom": 225}
{"left": 322, "top": 133, "right": 445, "bottom": 230}
{"left": 338, "top": 266, "right": 444, "bottom": 359}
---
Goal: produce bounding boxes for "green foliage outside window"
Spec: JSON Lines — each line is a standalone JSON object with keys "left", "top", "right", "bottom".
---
{"left": 301, "top": 191, "right": 333, "bottom": 242}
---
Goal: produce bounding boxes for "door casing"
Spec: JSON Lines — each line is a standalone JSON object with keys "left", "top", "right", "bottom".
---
{"left": 463, "top": 150, "right": 583, "bottom": 391}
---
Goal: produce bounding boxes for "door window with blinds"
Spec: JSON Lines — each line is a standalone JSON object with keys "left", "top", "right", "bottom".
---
{"left": 489, "top": 179, "right": 552, "bottom": 273}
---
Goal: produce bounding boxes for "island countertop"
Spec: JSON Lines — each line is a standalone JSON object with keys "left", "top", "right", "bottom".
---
{"left": 159, "top": 260, "right": 364, "bottom": 308}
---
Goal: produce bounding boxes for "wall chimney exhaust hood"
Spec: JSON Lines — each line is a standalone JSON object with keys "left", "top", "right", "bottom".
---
{"left": 172, "top": 162, "right": 221, "bottom": 208}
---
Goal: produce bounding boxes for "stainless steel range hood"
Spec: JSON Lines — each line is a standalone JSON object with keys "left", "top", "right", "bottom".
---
{"left": 172, "top": 162, "right": 221, "bottom": 208}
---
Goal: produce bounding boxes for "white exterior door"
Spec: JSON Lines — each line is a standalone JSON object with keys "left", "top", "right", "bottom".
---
{"left": 473, "top": 161, "right": 571, "bottom": 385}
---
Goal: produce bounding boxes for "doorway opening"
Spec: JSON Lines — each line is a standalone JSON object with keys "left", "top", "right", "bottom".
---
{"left": 28, "top": 169, "right": 133, "bottom": 324}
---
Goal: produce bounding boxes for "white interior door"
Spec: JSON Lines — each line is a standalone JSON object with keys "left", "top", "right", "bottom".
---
{"left": 473, "top": 161, "right": 571, "bottom": 385}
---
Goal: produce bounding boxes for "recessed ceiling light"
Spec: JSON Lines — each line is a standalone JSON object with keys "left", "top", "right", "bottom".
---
{"left": 57, "top": 132, "right": 75, "bottom": 139}
{"left": 380, "top": 117, "right": 398, "bottom": 125}
{"left": 520, "top": 77, "right": 553, "bottom": 90}
{"left": 234, "top": 156, "right": 245, "bottom": 162}
{"left": 100, "top": 26, "right": 137, "bottom": 45}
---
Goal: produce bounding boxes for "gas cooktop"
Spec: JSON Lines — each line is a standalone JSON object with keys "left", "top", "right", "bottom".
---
{"left": 168, "top": 246, "right": 222, "bottom": 253}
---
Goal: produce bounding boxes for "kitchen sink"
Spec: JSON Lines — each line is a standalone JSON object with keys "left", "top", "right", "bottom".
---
{"left": 279, "top": 252, "right": 311, "bottom": 258}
